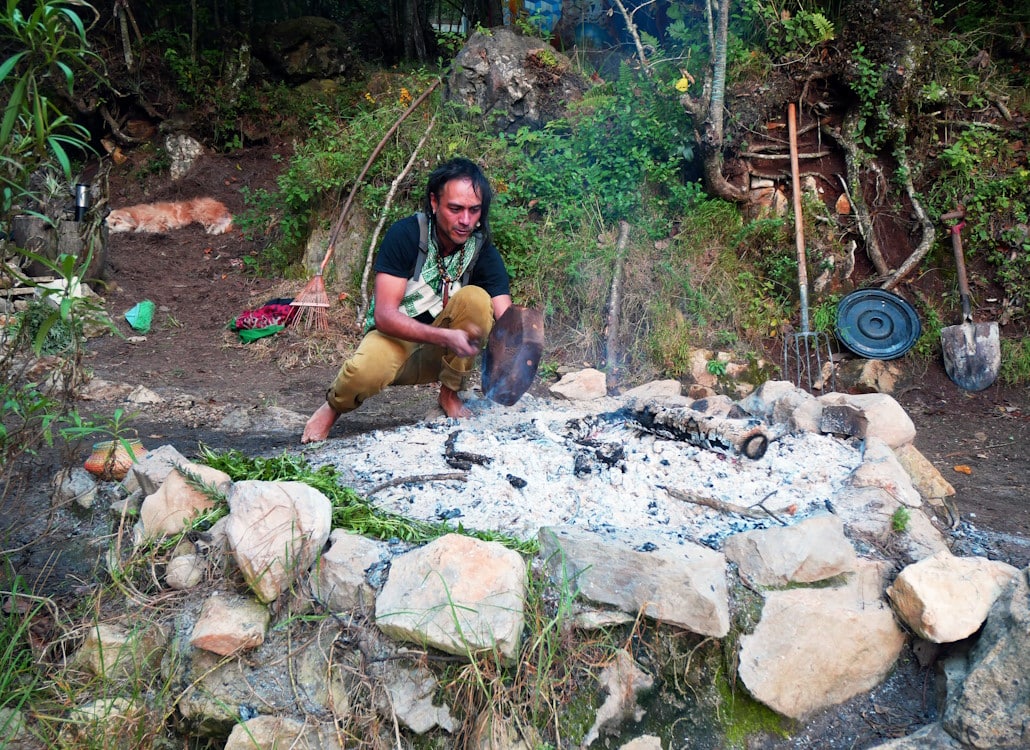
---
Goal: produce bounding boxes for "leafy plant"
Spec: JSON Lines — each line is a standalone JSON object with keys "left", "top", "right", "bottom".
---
{"left": 0, "top": 0, "right": 98, "bottom": 217}
{"left": 706, "top": 358, "right": 728, "bottom": 377}
{"left": 891, "top": 506, "right": 911, "bottom": 533}
{"left": 742, "top": 0, "right": 835, "bottom": 59}
{"left": 1, "top": 250, "right": 112, "bottom": 469}
{"left": 810, "top": 295, "right": 841, "bottom": 335}
{"left": 60, "top": 406, "right": 138, "bottom": 444}
{"left": 14, "top": 297, "right": 80, "bottom": 354}
{"left": 849, "top": 43, "right": 891, "bottom": 152}
{"left": 912, "top": 304, "right": 944, "bottom": 360}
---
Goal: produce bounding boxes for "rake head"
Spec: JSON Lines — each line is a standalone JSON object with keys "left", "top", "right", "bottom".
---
{"left": 783, "top": 330, "right": 836, "bottom": 392}
{"left": 290, "top": 274, "right": 330, "bottom": 331}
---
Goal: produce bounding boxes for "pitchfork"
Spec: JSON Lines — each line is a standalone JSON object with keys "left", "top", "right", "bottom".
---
{"left": 782, "top": 102, "right": 835, "bottom": 392}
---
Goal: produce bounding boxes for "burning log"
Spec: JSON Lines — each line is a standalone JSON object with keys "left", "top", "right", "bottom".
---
{"left": 631, "top": 403, "right": 771, "bottom": 460}
{"left": 444, "top": 430, "right": 493, "bottom": 471}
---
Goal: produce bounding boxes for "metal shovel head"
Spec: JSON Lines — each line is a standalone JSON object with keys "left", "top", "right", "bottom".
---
{"left": 481, "top": 305, "right": 545, "bottom": 406}
{"left": 941, "top": 319, "right": 1000, "bottom": 392}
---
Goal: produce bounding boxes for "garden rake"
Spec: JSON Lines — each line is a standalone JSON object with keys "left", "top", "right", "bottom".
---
{"left": 782, "top": 102, "right": 835, "bottom": 392}
{"left": 290, "top": 77, "right": 441, "bottom": 332}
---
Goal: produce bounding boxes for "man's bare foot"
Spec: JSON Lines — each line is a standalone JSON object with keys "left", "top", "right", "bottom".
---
{"left": 301, "top": 402, "right": 341, "bottom": 443}
{"left": 439, "top": 385, "right": 472, "bottom": 418}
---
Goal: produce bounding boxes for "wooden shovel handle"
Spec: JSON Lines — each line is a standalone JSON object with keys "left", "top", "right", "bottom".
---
{"left": 945, "top": 211, "right": 973, "bottom": 323}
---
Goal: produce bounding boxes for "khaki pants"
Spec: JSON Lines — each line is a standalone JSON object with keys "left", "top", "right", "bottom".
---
{"left": 325, "top": 285, "right": 494, "bottom": 413}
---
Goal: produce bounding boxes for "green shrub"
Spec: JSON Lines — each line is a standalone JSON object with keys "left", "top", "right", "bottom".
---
{"left": 502, "top": 63, "right": 693, "bottom": 230}
{"left": 0, "top": 0, "right": 98, "bottom": 216}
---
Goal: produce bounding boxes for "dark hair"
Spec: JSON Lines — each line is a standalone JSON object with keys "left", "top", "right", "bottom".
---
{"left": 424, "top": 157, "right": 493, "bottom": 246}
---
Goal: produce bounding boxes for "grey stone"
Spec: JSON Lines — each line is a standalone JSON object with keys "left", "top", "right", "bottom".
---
{"left": 538, "top": 526, "right": 729, "bottom": 637}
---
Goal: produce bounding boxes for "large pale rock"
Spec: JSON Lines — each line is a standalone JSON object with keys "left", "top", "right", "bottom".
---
{"left": 52, "top": 466, "right": 97, "bottom": 509}
{"left": 311, "top": 529, "right": 386, "bottom": 611}
{"left": 538, "top": 526, "right": 729, "bottom": 637}
{"left": 225, "top": 480, "right": 332, "bottom": 602}
{"left": 943, "top": 568, "right": 1030, "bottom": 748}
{"left": 887, "top": 550, "right": 1019, "bottom": 644}
{"left": 851, "top": 437, "right": 922, "bottom": 507}
{"left": 687, "top": 393, "right": 736, "bottom": 417}
{"left": 224, "top": 715, "right": 343, "bottom": 750}
{"left": 738, "top": 561, "right": 906, "bottom": 720}
{"left": 127, "top": 384, "right": 163, "bottom": 404}
{"left": 63, "top": 698, "right": 146, "bottom": 746}
{"left": 165, "top": 553, "right": 206, "bottom": 590}
{"left": 375, "top": 534, "right": 526, "bottom": 661}
{"left": 298, "top": 619, "right": 455, "bottom": 734}
{"left": 893, "top": 443, "right": 956, "bottom": 502}
{"left": 723, "top": 513, "right": 857, "bottom": 587}
{"left": 124, "top": 443, "right": 189, "bottom": 494}
{"left": 736, "top": 379, "right": 812, "bottom": 423}
{"left": 830, "top": 486, "right": 949, "bottom": 564}
{"left": 0, "top": 708, "right": 27, "bottom": 744}
{"left": 620, "top": 737, "right": 664, "bottom": 750}
{"left": 688, "top": 348, "right": 719, "bottom": 388}
{"left": 293, "top": 628, "right": 351, "bottom": 718}
{"left": 445, "top": 27, "right": 590, "bottom": 134}
{"left": 789, "top": 396, "right": 824, "bottom": 433}
{"left": 189, "top": 593, "right": 270, "bottom": 655}
{"left": 138, "top": 462, "right": 232, "bottom": 540}
{"left": 818, "top": 392, "right": 916, "bottom": 447}
{"left": 165, "top": 132, "right": 205, "bottom": 180}
{"left": 855, "top": 359, "right": 902, "bottom": 394}
{"left": 621, "top": 379, "right": 686, "bottom": 406}
{"left": 549, "top": 368, "right": 607, "bottom": 401}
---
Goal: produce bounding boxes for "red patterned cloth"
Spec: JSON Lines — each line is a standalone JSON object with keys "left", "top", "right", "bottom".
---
{"left": 233, "top": 299, "right": 297, "bottom": 330}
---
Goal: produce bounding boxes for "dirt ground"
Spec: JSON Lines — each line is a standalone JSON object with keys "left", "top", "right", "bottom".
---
{"left": 3, "top": 147, "right": 1027, "bottom": 749}
{"left": 78, "top": 148, "right": 1029, "bottom": 561}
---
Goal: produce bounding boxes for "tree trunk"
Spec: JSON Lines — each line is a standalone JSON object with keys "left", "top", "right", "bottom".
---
{"left": 680, "top": 0, "right": 747, "bottom": 204}
{"left": 464, "top": 0, "right": 502, "bottom": 28}
{"left": 399, "top": 0, "right": 433, "bottom": 61}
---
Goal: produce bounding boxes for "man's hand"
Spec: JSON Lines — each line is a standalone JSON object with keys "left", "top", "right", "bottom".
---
{"left": 441, "top": 325, "right": 482, "bottom": 358}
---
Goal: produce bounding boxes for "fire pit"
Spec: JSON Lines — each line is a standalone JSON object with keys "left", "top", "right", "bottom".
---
{"left": 303, "top": 390, "right": 863, "bottom": 547}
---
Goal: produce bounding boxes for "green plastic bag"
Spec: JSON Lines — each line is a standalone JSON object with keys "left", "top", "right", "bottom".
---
{"left": 124, "top": 300, "right": 155, "bottom": 333}
{"left": 236, "top": 324, "right": 284, "bottom": 343}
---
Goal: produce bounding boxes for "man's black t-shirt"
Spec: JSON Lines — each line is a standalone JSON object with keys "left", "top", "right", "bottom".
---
{"left": 374, "top": 215, "right": 510, "bottom": 325}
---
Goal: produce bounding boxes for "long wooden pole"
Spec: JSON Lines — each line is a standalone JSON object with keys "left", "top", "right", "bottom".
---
{"left": 319, "top": 77, "right": 442, "bottom": 275}
{"left": 787, "top": 101, "right": 810, "bottom": 333}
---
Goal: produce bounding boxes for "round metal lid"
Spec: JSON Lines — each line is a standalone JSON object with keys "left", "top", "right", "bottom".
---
{"left": 835, "top": 289, "right": 921, "bottom": 360}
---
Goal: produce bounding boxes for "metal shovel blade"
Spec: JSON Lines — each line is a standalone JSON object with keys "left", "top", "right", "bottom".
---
{"left": 941, "top": 320, "right": 1000, "bottom": 392}
{"left": 481, "top": 305, "right": 545, "bottom": 406}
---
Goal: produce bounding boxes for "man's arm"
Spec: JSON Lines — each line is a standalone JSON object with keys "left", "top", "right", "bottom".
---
{"left": 491, "top": 294, "right": 513, "bottom": 320}
{"left": 373, "top": 273, "right": 482, "bottom": 357}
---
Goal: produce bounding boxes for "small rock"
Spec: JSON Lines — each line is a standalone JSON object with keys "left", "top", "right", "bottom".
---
{"left": 53, "top": 467, "right": 98, "bottom": 509}
{"left": 189, "top": 593, "right": 269, "bottom": 655}
{"left": 166, "top": 553, "right": 206, "bottom": 590}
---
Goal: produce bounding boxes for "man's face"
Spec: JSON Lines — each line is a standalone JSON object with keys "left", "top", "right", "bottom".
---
{"left": 430, "top": 177, "right": 482, "bottom": 254}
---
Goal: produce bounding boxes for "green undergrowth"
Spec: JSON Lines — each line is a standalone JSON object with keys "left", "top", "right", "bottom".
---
{"left": 1000, "top": 336, "right": 1030, "bottom": 385}
{"left": 0, "top": 574, "right": 46, "bottom": 739}
{"left": 197, "top": 446, "right": 538, "bottom": 554}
